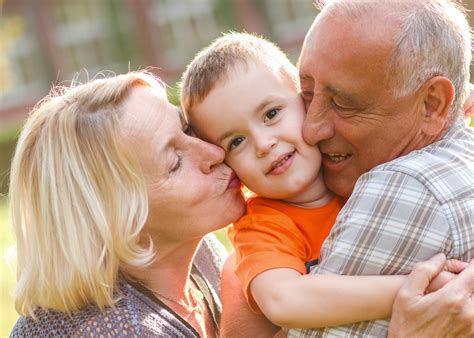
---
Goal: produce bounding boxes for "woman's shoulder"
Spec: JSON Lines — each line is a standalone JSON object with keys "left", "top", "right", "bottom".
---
{"left": 10, "top": 282, "right": 139, "bottom": 337}
{"left": 196, "top": 234, "right": 228, "bottom": 272}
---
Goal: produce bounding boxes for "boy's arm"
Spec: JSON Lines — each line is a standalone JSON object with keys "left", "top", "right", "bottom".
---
{"left": 251, "top": 267, "right": 406, "bottom": 328}
{"left": 220, "top": 253, "right": 281, "bottom": 337}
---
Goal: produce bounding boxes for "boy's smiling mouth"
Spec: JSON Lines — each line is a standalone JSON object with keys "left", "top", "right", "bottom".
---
{"left": 266, "top": 151, "right": 295, "bottom": 175}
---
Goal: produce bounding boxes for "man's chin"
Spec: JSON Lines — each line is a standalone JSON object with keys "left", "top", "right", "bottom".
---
{"left": 324, "top": 174, "right": 355, "bottom": 198}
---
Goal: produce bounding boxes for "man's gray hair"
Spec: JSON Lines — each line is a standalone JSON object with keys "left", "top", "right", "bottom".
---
{"left": 318, "top": 0, "right": 472, "bottom": 119}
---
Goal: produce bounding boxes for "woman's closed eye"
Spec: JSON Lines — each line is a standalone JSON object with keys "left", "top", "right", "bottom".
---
{"left": 170, "top": 153, "right": 182, "bottom": 173}
{"left": 228, "top": 136, "right": 245, "bottom": 151}
{"left": 263, "top": 109, "right": 280, "bottom": 123}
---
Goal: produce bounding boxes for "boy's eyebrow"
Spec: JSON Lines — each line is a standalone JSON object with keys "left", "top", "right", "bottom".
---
{"left": 215, "top": 95, "right": 279, "bottom": 145}
{"left": 216, "top": 130, "right": 234, "bottom": 145}
{"left": 254, "top": 96, "right": 279, "bottom": 115}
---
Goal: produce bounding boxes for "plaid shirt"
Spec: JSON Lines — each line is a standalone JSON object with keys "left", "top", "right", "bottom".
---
{"left": 289, "top": 120, "right": 474, "bottom": 338}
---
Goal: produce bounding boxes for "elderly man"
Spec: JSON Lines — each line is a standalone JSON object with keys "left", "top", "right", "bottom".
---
{"left": 291, "top": 0, "right": 474, "bottom": 337}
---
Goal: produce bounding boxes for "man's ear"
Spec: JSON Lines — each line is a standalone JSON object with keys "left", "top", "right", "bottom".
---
{"left": 421, "top": 76, "right": 454, "bottom": 136}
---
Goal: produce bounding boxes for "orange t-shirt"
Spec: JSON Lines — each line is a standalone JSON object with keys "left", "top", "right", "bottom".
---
{"left": 228, "top": 195, "right": 344, "bottom": 312}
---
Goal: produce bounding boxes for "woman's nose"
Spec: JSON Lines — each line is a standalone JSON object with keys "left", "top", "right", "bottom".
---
{"left": 193, "top": 137, "right": 225, "bottom": 173}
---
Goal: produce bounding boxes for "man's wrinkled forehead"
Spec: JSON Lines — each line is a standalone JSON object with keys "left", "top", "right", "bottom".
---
{"left": 299, "top": 4, "right": 398, "bottom": 62}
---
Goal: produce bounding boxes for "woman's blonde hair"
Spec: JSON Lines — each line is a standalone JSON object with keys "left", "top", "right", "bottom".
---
{"left": 9, "top": 71, "right": 163, "bottom": 316}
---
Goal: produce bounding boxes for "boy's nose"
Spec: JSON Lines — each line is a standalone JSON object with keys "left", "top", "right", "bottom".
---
{"left": 256, "top": 136, "right": 277, "bottom": 158}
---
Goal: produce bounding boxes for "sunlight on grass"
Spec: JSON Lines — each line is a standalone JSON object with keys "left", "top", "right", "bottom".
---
{"left": 0, "top": 198, "right": 17, "bottom": 335}
{"left": 214, "top": 226, "right": 233, "bottom": 252}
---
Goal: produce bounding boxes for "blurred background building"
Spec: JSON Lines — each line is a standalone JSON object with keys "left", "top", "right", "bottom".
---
{"left": 1, "top": 0, "right": 317, "bottom": 124}
{"left": 0, "top": 0, "right": 473, "bottom": 334}
{"left": 0, "top": 0, "right": 321, "bottom": 197}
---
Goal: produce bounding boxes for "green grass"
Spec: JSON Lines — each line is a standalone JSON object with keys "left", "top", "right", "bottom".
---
{"left": 214, "top": 226, "right": 233, "bottom": 252}
{"left": 0, "top": 198, "right": 17, "bottom": 335}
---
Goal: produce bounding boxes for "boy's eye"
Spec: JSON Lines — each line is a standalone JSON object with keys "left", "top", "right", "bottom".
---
{"left": 264, "top": 109, "right": 279, "bottom": 123}
{"left": 228, "top": 136, "right": 245, "bottom": 151}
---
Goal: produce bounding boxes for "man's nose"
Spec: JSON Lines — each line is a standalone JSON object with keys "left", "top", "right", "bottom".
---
{"left": 303, "top": 106, "right": 335, "bottom": 145}
{"left": 193, "top": 138, "right": 225, "bottom": 173}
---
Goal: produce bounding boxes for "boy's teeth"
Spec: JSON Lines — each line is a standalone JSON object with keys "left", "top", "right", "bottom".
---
{"left": 328, "top": 153, "right": 349, "bottom": 162}
{"left": 272, "top": 154, "right": 291, "bottom": 170}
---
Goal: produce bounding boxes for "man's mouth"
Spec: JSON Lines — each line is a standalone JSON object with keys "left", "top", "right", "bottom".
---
{"left": 322, "top": 152, "right": 352, "bottom": 171}
{"left": 327, "top": 153, "right": 350, "bottom": 162}
{"left": 267, "top": 151, "right": 295, "bottom": 175}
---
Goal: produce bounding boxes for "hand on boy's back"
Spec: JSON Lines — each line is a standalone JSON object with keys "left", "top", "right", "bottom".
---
{"left": 389, "top": 254, "right": 474, "bottom": 338}
{"left": 464, "top": 83, "right": 474, "bottom": 124}
{"left": 425, "top": 259, "right": 469, "bottom": 294}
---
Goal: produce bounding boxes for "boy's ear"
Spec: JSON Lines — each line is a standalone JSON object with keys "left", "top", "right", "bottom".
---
{"left": 420, "top": 76, "right": 455, "bottom": 136}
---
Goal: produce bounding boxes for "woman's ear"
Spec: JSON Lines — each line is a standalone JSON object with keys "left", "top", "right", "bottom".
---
{"left": 421, "top": 76, "right": 455, "bottom": 136}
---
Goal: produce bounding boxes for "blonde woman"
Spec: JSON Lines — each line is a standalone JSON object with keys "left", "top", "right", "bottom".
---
{"left": 9, "top": 71, "right": 245, "bottom": 336}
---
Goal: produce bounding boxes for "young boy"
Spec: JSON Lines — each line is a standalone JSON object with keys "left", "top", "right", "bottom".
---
{"left": 180, "top": 33, "right": 415, "bottom": 329}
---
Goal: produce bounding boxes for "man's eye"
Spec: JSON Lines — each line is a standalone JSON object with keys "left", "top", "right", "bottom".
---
{"left": 264, "top": 109, "right": 279, "bottom": 123}
{"left": 228, "top": 136, "right": 245, "bottom": 151}
{"left": 301, "top": 91, "right": 313, "bottom": 101}
{"left": 331, "top": 99, "right": 351, "bottom": 111}
{"left": 170, "top": 154, "right": 182, "bottom": 173}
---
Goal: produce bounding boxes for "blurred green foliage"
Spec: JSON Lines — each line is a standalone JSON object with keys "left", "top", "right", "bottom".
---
{"left": 0, "top": 124, "right": 20, "bottom": 197}
{"left": 0, "top": 198, "right": 17, "bottom": 336}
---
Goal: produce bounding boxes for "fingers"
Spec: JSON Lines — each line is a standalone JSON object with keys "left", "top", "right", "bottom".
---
{"left": 400, "top": 253, "right": 447, "bottom": 298}
{"left": 425, "top": 271, "right": 456, "bottom": 294}
{"left": 444, "top": 259, "right": 469, "bottom": 274}
{"left": 465, "top": 107, "right": 474, "bottom": 117}
{"left": 463, "top": 83, "right": 474, "bottom": 118}
{"left": 391, "top": 257, "right": 474, "bottom": 338}
{"left": 450, "top": 259, "right": 474, "bottom": 294}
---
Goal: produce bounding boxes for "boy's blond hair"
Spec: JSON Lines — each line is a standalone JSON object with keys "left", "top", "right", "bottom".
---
{"left": 9, "top": 71, "right": 162, "bottom": 317}
{"left": 180, "top": 32, "right": 299, "bottom": 115}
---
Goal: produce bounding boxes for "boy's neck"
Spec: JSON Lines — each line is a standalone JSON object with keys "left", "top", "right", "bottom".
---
{"left": 279, "top": 173, "right": 334, "bottom": 208}
{"left": 282, "top": 190, "right": 335, "bottom": 209}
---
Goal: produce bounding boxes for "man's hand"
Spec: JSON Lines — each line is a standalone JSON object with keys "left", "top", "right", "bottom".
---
{"left": 388, "top": 254, "right": 474, "bottom": 337}
{"left": 425, "top": 259, "right": 469, "bottom": 293}
{"left": 463, "top": 83, "right": 474, "bottom": 124}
